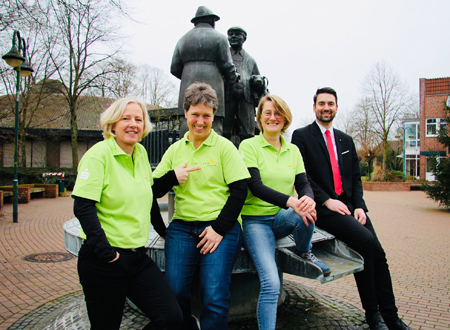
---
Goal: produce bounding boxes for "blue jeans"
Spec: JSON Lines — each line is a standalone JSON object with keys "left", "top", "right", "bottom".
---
{"left": 242, "top": 208, "right": 314, "bottom": 330}
{"left": 165, "top": 220, "right": 243, "bottom": 330}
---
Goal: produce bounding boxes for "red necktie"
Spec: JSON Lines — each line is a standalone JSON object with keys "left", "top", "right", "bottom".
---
{"left": 325, "top": 130, "right": 342, "bottom": 196}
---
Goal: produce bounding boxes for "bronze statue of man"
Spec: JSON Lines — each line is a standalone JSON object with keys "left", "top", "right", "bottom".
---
{"left": 224, "top": 27, "right": 266, "bottom": 142}
{"left": 171, "top": 6, "right": 239, "bottom": 137}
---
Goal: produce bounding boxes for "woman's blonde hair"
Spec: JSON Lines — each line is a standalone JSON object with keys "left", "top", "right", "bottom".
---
{"left": 100, "top": 98, "right": 152, "bottom": 140}
{"left": 256, "top": 94, "right": 292, "bottom": 134}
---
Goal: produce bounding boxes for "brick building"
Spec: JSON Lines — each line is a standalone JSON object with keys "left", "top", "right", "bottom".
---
{"left": 419, "top": 77, "right": 449, "bottom": 181}
{"left": 0, "top": 94, "right": 178, "bottom": 169}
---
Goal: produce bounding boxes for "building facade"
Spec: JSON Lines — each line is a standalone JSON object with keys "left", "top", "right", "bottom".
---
{"left": 419, "top": 77, "right": 449, "bottom": 181}
{"left": 0, "top": 94, "right": 178, "bottom": 169}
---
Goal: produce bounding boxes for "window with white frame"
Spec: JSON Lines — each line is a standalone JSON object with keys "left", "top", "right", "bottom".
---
{"left": 426, "top": 118, "right": 446, "bottom": 137}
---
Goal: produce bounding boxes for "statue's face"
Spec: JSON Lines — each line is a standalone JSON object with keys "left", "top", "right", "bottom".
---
{"left": 228, "top": 31, "right": 245, "bottom": 48}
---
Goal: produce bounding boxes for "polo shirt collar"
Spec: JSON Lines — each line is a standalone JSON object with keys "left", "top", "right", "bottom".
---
{"left": 258, "top": 133, "right": 290, "bottom": 152}
{"left": 183, "top": 129, "right": 218, "bottom": 147}
{"left": 108, "top": 137, "right": 142, "bottom": 157}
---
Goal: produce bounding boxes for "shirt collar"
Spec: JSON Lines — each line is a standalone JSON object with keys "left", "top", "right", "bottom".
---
{"left": 108, "top": 137, "right": 142, "bottom": 157}
{"left": 183, "top": 129, "right": 218, "bottom": 147}
{"left": 315, "top": 120, "right": 335, "bottom": 137}
{"left": 232, "top": 49, "right": 243, "bottom": 56}
{"left": 258, "top": 133, "right": 290, "bottom": 152}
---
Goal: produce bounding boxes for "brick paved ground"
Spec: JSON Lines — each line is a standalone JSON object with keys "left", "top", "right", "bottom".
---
{"left": 287, "top": 191, "right": 450, "bottom": 330}
{"left": 0, "top": 195, "right": 79, "bottom": 329}
{"left": 0, "top": 191, "right": 448, "bottom": 329}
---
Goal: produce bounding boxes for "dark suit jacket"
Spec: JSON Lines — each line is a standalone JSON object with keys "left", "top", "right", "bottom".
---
{"left": 291, "top": 121, "right": 367, "bottom": 217}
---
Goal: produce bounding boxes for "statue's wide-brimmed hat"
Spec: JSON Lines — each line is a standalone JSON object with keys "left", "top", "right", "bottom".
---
{"left": 191, "top": 6, "right": 220, "bottom": 23}
{"left": 227, "top": 26, "right": 247, "bottom": 37}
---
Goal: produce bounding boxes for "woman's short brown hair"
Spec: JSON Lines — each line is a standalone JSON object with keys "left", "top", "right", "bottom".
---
{"left": 183, "top": 82, "right": 218, "bottom": 113}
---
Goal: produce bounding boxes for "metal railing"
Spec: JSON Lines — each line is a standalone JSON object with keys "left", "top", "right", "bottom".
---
{"left": 140, "top": 130, "right": 179, "bottom": 168}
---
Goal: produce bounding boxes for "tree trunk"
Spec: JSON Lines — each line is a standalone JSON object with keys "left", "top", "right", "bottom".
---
{"left": 19, "top": 129, "right": 26, "bottom": 168}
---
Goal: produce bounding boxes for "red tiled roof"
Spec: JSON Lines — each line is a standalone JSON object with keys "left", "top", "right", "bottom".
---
{"left": 0, "top": 94, "right": 162, "bottom": 131}
{"left": 425, "top": 77, "right": 450, "bottom": 95}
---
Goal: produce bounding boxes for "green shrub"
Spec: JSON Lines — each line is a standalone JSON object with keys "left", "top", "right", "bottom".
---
{"left": 405, "top": 175, "right": 417, "bottom": 182}
{"left": 384, "top": 170, "right": 403, "bottom": 182}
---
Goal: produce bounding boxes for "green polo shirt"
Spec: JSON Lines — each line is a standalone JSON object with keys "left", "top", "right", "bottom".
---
{"left": 153, "top": 130, "right": 250, "bottom": 222}
{"left": 72, "top": 137, "right": 153, "bottom": 248}
{"left": 239, "top": 134, "right": 306, "bottom": 216}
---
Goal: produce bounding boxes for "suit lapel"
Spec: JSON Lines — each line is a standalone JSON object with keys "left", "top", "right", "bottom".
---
{"left": 310, "top": 122, "right": 330, "bottom": 163}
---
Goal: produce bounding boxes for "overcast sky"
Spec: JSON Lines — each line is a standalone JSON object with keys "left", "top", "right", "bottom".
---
{"left": 120, "top": 0, "right": 450, "bottom": 137}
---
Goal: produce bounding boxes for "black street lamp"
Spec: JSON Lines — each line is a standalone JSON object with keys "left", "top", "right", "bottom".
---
{"left": 2, "top": 30, "right": 34, "bottom": 223}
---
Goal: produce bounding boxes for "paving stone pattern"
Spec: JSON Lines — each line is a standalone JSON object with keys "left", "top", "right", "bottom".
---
{"left": 8, "top": 282, "right": 368, "bottom": 330}
{"left": 0, "top": 191, "right": 449, "bottom": 329}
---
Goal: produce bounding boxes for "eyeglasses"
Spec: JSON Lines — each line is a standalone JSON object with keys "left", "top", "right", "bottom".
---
{"left": 262, "top": 111, "right": 283, "bottom": 119}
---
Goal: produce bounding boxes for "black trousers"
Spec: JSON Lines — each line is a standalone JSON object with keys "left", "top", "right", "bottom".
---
{"left": 316, "top": 211, "right": 398, "bottom": 319}
{"left": 78, "top": 244, "right": 182, "bottom": 330}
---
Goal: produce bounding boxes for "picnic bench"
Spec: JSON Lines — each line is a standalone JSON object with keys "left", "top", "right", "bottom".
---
{"left": 0, "top": 184, "right": 58, "bottom": 204}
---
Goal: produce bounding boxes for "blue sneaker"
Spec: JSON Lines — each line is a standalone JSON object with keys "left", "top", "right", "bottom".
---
{"left": 299, "top": 250, "right": 331, "bottom": 276}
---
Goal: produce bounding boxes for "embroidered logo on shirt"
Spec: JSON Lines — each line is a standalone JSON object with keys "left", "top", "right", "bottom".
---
{"left": 241, "top": 151, "right": 245, "bottom": 159}
{"left": 145, "top": 173, "right": 149, "bottom": 179}
{"left": 208, "top": 159, "right": 221, "bottom": 165}
{"left": 80, "top": 169, "right": 89, "bottom": 180}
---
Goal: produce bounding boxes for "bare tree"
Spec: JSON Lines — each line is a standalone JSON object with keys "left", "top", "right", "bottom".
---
{"left": 43, "top": 0, "right": 123, "bottom": 169}
{"left": 0, "top": 4, "right": 63, "bottom": 167}
{"left": 333, "top": 107, "right": 355, "bottom": 135}
{"left": 94, "top": 58, "right": 137, "bottom": 98}
{"left": 0, "top": 1, "right": 27, "bottom": 32}
{"left": 361, "top": 60, "right": 414, "bottom": 172}
{"left": 349, "top": 97, "right": 382, "bottom": 176}
{"left": 136, "top": 65, "right": 178, "bottom": 109}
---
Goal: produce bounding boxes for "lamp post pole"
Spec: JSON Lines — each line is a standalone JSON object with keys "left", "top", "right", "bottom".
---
{"left": 2, "top": 30, "right": 34, "bottom": 223}
{"left": 13, "top": 65, "right": 21, "bottom": 222}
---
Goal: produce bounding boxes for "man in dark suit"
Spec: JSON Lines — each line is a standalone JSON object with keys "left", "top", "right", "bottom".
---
{"left": 291, "top": 87, "right": 412, "bottom": 330}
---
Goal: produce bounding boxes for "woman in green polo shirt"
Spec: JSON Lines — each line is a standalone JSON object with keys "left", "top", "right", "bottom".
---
{"left": 238, "top": 94, "right": 330, "bottom": 330}
{"left": 153, "top": 82, "right": 249, "bottom": 330}
{"left": 72, "top": 98, "right": 182, "bottom": 330}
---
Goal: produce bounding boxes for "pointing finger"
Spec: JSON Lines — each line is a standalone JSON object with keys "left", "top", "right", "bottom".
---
{"left": 186, "top": 167, "right": 201, "bottom": 172}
